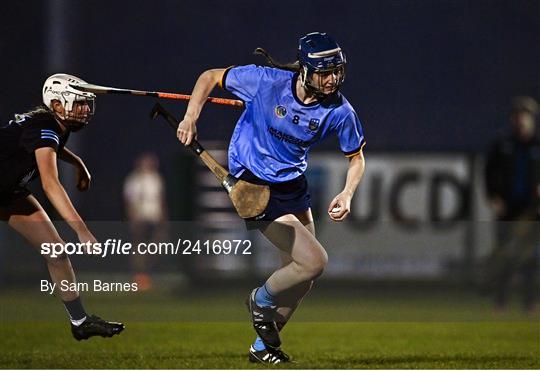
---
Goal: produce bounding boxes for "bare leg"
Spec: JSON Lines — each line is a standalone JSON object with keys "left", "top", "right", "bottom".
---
{"left": 250, "top": 209, "right": 324, "bottom": 352}
{"left": 1, "top": 195, "right": 79, "bottom": 301}
{"left": 262, "top": 213, "right": 327, "bottom": 295}
{"left": 1, "top": 195, "right": 125, "bottom": 339}
{"left": 274, "top": 209, "right": 316, "bottom": 329}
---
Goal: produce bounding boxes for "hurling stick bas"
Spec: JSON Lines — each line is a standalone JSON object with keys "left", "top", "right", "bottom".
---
{"left": 198, "top": 152, "right": 270, "bottom": 219}
{"left": 150, "top": 103, "right": 269, "bottom": 219}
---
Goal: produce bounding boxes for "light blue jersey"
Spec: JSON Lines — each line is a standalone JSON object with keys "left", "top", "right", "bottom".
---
{"left": 222, "top": 65, "right": 366, "bottom": 183}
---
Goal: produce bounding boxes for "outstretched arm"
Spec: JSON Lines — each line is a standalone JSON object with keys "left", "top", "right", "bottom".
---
{"left": 328, "top": 150, "right": 365, "bottom": 221}
{"left": 177, "top": 68, "right": 226, "bottom": 145}
{"left": 35, "top": 147, "right": 96, "bottom": 243}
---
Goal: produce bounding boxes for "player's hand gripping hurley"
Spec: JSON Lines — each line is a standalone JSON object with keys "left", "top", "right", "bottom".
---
{"left": 150, "top": 103, "right": 269, "bottom": 219}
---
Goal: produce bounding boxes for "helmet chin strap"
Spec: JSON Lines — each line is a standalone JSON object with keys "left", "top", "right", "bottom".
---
{"left": 52, "top": 110, "right": 86, "bottom": 132}
{"left": 301, "top": 75, "right": 333, "bottom": 101}
{"left": 52, "top": 106, "right": 68, "bottom": 126}
{"left": 64, "top": 114, "right": 88, "bottom": 131}
{"left": 300, "top": 66, "right": 338, "bottom": 100}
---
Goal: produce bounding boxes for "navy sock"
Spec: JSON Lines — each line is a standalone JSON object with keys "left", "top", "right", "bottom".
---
{"left": 252, "top": 336, "right": 266, "bottom": 351}
{"left": 255, "top": 282, "right": 276, "bottom": 308}
{"left": 62, "top": 296, "right": 87, "bottom": 325}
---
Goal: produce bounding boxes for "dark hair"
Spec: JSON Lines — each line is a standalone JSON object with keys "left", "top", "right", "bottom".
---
{"left": 254, "top": 47, "right": 300, "bottom": 73}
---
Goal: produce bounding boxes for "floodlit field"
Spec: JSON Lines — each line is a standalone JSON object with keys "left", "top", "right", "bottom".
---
{"left": 0, "top": 286, "right": 538, "bottom": 369}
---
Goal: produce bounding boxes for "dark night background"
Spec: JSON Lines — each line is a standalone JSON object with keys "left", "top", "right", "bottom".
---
{"left": 1, "top": 0, "right": 538, "bottom": 220}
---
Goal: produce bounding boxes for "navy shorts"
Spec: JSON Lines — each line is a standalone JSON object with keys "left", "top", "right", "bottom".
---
{"left": 0, "top": 187, "right": 31, "bottom": 208}
{"left": 239, "top": 169, "right": 311, "bottom": 229}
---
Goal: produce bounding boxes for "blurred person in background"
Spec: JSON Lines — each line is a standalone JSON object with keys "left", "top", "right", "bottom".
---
{"left": 484, "top": 96, "right": 540, "bottom": 314}
{"left": 123, "top": 152, "right": 168, "bottom": 291}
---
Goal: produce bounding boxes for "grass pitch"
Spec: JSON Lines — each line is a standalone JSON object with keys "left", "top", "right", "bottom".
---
{"left": 0, "top": 287, "right": 538, "bottom": 369}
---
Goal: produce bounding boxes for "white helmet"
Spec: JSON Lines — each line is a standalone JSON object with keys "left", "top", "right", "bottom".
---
{"left": 42, "top": 73, "right": 96, "bottom": 128}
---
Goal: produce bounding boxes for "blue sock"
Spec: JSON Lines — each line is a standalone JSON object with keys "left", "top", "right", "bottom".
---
{"left": 255, "top": 282, "right": 276, "bottom": 308}
{"left": 252, "top": 336, "right": 266, "bottom": 351}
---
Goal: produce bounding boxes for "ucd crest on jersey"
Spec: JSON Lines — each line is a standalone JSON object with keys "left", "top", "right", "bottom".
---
{"left": 309, "top": 118, "right": 320, "bottom": 131}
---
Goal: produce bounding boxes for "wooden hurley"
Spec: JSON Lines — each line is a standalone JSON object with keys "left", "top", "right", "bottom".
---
{"left": 150, "top": 103, "right": 269, "bottom": 219}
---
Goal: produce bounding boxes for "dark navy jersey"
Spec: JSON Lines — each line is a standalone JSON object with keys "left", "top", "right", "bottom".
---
{"left": 0, "top": 110, "right": 69, "bottom": 191}
{"left": 222, "top": 65, "right": 366, "bottom": 182}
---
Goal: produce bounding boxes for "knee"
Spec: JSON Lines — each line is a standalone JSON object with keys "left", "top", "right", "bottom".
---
{"left": 45, "top": 253, "right": 71, "bottom": 269}
{"left": 297, "top": 249, "right": 328, "bottom": 280}
{"left": 42, "top": 239, "right": 70, "bottom": 264}
{"left": 312, "top": 250, "right": 328, "bottom": 279}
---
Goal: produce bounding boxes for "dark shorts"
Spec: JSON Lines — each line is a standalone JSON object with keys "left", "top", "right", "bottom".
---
{"left": 239, "top": 169, "right": 311, "bottom": 229}
{"left": 0, "top": 187, "right": 31, "bottom": 208}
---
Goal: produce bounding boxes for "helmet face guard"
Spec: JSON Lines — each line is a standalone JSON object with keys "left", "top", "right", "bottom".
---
{"left": 300, "top": 63, "right": 346, "bottom": 97}
{"left": 61, "top": 94, "right": 96, "bottom": 131}
{"left": 298, "top": 32, "right": 347, "bottom": 97}
{"left": 42, "top": 73, "right": 96, "bottom": 131}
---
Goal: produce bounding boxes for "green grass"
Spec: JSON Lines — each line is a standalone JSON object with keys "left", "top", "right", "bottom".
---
{"left": 0, "top": 288, "right": 538, "bottom": 368}
{"left": 0, "top": 322, "right": 537, "bottom": 369}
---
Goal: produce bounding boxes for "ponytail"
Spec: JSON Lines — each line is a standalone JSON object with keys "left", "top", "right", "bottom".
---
{"left": 23, "top": 105, "right": 52, "bottom": 119}
{"left": 253, "top": 47, "right": 300, "bottom": 73}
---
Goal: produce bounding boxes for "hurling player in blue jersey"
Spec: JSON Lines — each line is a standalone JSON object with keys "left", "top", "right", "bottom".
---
{"left": 177, "top": 32, "right": 366, "bottom": 363}
{"left": 0, "top": 74, "right": 124, "bottom": 340}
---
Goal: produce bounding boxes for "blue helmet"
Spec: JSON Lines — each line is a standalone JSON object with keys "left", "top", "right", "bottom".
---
{"left": 298, "top": 32, "right": 346, "bottom": 96}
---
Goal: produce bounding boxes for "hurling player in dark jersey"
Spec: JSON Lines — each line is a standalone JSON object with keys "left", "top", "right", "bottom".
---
{"left": 0, "top": 74, "right": 124, "bottom": 340}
